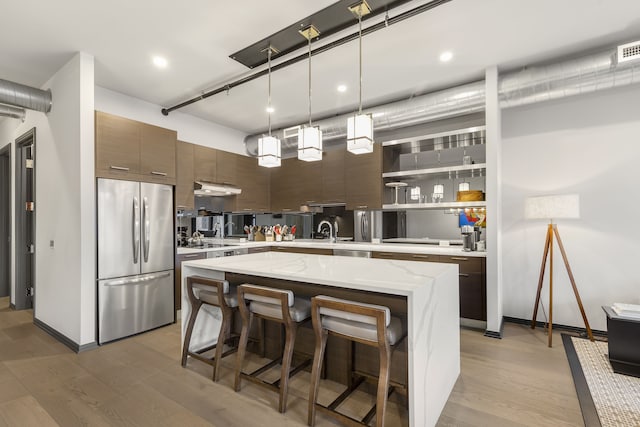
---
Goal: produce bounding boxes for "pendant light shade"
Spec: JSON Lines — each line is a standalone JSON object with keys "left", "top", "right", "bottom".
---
{"left": 347, "top": 113, "right": 373, "bottom": 154}
{"left": 298, "top": 126, "right": 323, "bottom": 161}
{"left": 347, "top": 0, "right": 374, "bottom": 155}
{"left": 258, "top": 45, "right": 281, "bottom": 168}
{"left": 258, "top": 135, "right": 281, "bottom": 168}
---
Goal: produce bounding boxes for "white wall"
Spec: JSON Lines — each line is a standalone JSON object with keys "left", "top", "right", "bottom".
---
{"left": 0, "top": 52, "right": 96, "bottom": 345}
{"left": 95, "top": 86, "right": 247, "bottom": 154}
{"left": 501, "top": 84, "right": 640, "bottom": 331}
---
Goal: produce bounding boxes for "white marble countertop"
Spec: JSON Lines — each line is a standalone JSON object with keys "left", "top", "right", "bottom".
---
{"left": 182, "top": 251, "right": 457, "bottom": 296}
{"left": 177, "top": 239, "right": 486, "bottom": 257}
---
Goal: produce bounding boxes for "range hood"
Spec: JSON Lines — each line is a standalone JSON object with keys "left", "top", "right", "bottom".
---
{"left": 194, "top": 181, "right": 242, "bottom": 197}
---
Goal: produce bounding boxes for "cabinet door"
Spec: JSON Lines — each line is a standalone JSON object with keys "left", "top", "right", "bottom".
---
{"left": 458, "top": 273, "right": 485, "bottom": 320}
{"left": 322, "top": 149, "right": 346, "bottom": 204}
{"left": 193, "top": 145, "right": 217, "bottom": 183}
{"left": 299, "top": 160, "right": 322, "bottom": 205}
{"left": 270, "top": 158, "right": 301, "bottom": 212}
{"left": 140, "top": 123, "right": 177, "bottom": 184}
{"left": 216, "top": 150, "right": 237, "bottom": 185}
{"left": 176, "top": 141, "right": 195, "bottom": 210}
{"left": 439, "top": 256, "right": 486, "bottom": 320}
{"left": 232, "top": 155, "right": 270, "bottom": 212}
{"left": 345, "top": 144, "right": 383, "bottom": 210}
{"left": 95, "top": 111, "right": 141, "bottom": 179}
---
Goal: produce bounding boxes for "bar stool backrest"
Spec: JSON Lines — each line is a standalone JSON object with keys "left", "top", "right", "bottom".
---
{"left": 186, "top": 276, "right": 230, "bottom": 308}
{"left": 316, "top": 295, "right": 391, "bottom": 327}
{"left": 239, "top": 284, "right": 294, "bottom": 307}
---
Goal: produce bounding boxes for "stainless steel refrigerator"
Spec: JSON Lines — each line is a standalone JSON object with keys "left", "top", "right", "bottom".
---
{"left": 97, "top": 178, "right": 174, "bottom": 344}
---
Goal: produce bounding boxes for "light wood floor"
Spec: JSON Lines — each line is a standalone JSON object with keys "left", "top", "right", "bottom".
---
{"left": 0, "top": 296, "right": 583, "bottom": 426}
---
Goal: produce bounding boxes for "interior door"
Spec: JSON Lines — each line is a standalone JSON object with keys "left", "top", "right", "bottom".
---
{"left": 0, "top": 145, "right": 10, "bottom": 299}
{"left": 140, "top": 182, "right": 174, "bottom": 274}
{"left": 15, "top": 130, "right": 35, "bottom": 310}
{"left": 97, "top": 179, "right": 140, "bottom": 279}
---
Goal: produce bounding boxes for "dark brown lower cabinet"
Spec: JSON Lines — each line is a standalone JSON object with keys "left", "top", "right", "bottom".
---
{"left": 438, "top": 255, "right": 486, "bottom": 321}
{"left": 371, "top": 252, "right": 486, "bottom": 321}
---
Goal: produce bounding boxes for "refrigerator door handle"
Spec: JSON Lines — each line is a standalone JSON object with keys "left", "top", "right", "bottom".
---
{"left": 143, "top": 197, "right": 150, "bottom": 263}
{"left": 132, "top": 197, "right": 140, "bottom": 264}
{"left": 102, "top": 272, "right": 171, "bottom": 287}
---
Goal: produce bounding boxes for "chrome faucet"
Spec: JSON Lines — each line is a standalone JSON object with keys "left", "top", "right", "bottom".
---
{"left": 318, "top": 220, "right": 338, "bottom": 243}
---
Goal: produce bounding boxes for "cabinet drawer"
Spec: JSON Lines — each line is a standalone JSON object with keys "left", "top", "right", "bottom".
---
{"left": 248, "top": 246, "right": 271, "bottom": 254}
{"left": 439, "top": 256, "right": 483, "bottom": 274}
{"left": 272, "top": 246, "right": 333, "bottom": 256}
{"left": 372, "top": 251, "right": 439, "bottom": 262}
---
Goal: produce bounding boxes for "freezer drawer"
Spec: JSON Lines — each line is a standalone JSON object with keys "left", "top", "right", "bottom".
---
{"left": 98, "top": 270, "right": 174, "bottom": 344}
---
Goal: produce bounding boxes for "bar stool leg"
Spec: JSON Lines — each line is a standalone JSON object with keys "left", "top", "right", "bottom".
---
{"left": 308, "top": 329, "right": 328, "bottom": 427}
{"left": 375, "top": 345, "right": 391, "bottom": 427}
{"left": 181, "top": 300, "right": 202, "bottom": 367}
{"left": 212, "top": 306, "right": 230, "bottom": 382}
{"left": 278, "top": 322, "right": 297, "bottom": 413}
{"left": 235, "top": 311, "right": 253, "bottom": 392}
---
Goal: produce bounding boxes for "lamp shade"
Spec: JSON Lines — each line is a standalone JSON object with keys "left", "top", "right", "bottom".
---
{"left": 347, "top": 113, "right": 374, "bottom": 154}
{"left": 525, "top": 194, "right": 580, "bottom": 220}
{"left": 298, "top": 126, "right": 323, "bottom": 162}
{"left": 258, "top": 135, "right": 281, "bottom": 168}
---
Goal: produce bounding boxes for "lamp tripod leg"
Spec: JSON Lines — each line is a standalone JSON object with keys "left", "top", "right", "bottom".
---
{"left": 532, "top": 224, "right": 552, "bottom": 330}
{"left": 552, "top": 225, "right": 594, "bottom": 342}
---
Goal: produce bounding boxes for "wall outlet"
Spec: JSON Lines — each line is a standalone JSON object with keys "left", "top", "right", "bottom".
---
{"left": 50, "top": 240, "right": 54, "bottom": 248}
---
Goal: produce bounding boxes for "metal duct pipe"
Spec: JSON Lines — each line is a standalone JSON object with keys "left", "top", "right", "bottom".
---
{"left": 0, "top": 79, "right": 52, "bottom": 113}
{"left": 0, "top": 103, "right": 26, "bottom": 120}
{"left": 245, "top": 44, "right": 640, "bottom": 157}
{"left": 499, "top": 49, "right": 640, "bottom": 108}
{"left": 244, "top": 80, "right": 486, "bottom": 156}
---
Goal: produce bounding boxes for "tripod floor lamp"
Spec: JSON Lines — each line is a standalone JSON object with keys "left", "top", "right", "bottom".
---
{"left": 525, "top": 194, "right": 594, "bottom": 347}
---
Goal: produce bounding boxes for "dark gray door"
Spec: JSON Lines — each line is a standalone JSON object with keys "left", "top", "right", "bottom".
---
{"left": 15, "top": 129, "right": 35, "bottom": 310}
{"left": 0, "top": 144, "right": 10, "bottom": 299}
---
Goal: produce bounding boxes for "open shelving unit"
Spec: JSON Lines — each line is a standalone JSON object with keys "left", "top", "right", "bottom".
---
{"left": 382, "top": 125, "right": 487, "bottom": 210}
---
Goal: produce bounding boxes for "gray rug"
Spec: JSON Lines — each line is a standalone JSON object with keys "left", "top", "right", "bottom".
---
{"left": 563, "top": 334, "right": 640, "bottom": 427}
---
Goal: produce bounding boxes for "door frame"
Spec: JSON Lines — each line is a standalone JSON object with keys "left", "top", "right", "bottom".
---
{"left": 14, "top": 128, "right": 36, "bottom": 311}
{"left": 0, "top": 144, "right": 11, "bottom": 301}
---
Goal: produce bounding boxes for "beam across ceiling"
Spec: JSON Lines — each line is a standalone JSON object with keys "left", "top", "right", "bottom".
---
{"left": 161, "top": 0, "right": 452, "bottom": 116}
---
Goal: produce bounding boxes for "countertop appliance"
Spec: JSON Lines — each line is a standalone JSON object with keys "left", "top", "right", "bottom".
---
{"left": 97, "top": 178, "right": 174, "bottom": 344}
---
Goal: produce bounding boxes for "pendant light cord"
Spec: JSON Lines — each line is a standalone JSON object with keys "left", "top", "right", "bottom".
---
{"left": 358, "top": 8, "right": 363, "bottom": 114}
{"left": 267, "top": 46, "right": 272, "bottom": 136}
{"left": 308, "top": 35, "right": 312, "bottom": 127}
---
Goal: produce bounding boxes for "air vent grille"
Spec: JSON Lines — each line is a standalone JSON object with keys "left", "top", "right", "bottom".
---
{"left": 617, "top": 40, "right": 640, "bottom": 63}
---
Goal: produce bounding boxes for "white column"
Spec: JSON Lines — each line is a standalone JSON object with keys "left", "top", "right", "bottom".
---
{"left": 485, "top": 66, "right": 503, "bottom": 335}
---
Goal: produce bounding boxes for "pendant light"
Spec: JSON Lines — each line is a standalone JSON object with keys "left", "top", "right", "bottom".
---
{"left": 298, "top": 25, "right": 323, "bottom": 162}
{"left": 258, "top": 45, "right": 281, "bottom": 168}
{"left": 347, "top": 0, "right": 374, "bottom": 155}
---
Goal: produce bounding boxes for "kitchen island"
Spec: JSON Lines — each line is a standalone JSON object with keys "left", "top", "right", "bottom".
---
{"left": 181, "top": 251, "right": 459, "bottom": 427}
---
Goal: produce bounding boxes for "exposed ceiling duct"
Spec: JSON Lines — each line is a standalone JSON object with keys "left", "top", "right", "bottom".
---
{"left": 0, "top": 79, "right": 52, "bottom": 113}
{"left": 244, "top": 42, "right": 640, "bottom": 157}
{"left": 0, "top": 103, "right": 26, "bottom": 120}
{"left": 244, "top": 81, "right": 486, "bottom": 157}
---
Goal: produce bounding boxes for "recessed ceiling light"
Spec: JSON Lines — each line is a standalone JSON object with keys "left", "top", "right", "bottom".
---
{"left": 439, "top": 51, "right": 453, "bottom": 63}
{"left": 266, "top": 106, "right": 275, "bottom": 113}
{"left": 337, "top": 84, "right": 347, "bottom": 93}
{"left": 152, "top": 56, "right": 168, "bottom": 68}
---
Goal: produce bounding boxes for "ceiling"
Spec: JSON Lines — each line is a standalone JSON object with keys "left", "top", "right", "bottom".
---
{"left": 1, "top": 0, "right": 640, "bottom": 134}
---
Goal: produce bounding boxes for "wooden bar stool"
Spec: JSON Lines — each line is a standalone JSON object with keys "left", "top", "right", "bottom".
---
{"left": 234, "top": 284, "right": 312, "bottom": 413}
{"left": 181, "top": 276, "right": 239, "bottom": 382}
{"left": 308, "top": 295, "right": 407, "bottom": 427}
